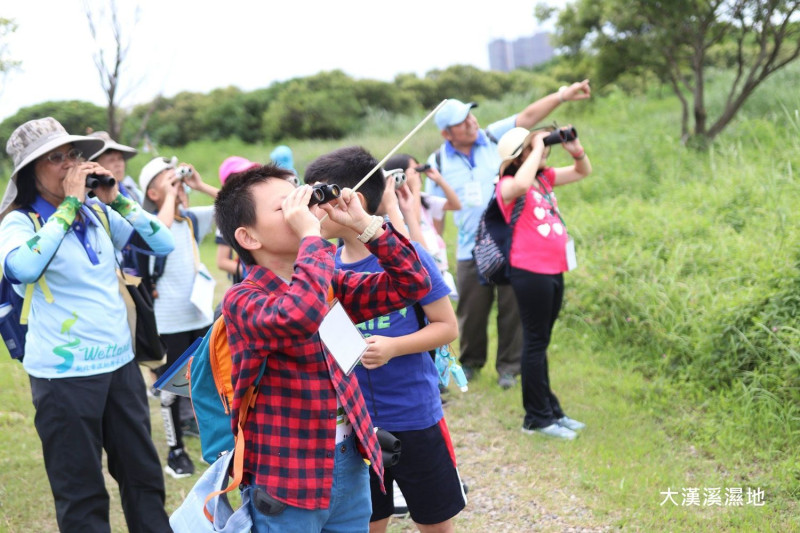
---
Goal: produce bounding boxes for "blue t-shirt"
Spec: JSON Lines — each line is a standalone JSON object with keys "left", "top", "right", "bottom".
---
{"left": 334, "top": 243, "right": 451, "bottom": 432}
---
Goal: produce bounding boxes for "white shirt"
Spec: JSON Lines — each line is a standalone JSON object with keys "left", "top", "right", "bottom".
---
{"left": 153, "top": 205, "right": 215, "bottom": 334}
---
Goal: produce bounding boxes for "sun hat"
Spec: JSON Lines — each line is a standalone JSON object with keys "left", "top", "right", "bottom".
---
{"left": 88, "top": 131, "right": 138, "bottom": 160}
{"left": 1, "top": 117, "right": 105, "bottom": 216}
{"left": 434, "top": 99, "right": 478, "bottom": 131}
{"left": 497, "top": 127, "right": 538, "bottom": 176}
{"left": 138, "top": 155, "right": 178, "bottom": 212}
{"left": 269, "top": 145, "right": 297, "bottom": 174}
{"left": 218, "top": 156, "right": 258, "bottom": 184}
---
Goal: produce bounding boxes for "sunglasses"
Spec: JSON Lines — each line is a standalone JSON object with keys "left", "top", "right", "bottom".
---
{"left": 45, "top": 148, "right": 83, "bottom": 164}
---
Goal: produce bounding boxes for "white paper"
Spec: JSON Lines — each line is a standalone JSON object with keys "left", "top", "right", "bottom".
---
{"left": 190, "top": 264, "right": 216, "bottom": 322}
{"left": 318, "top": 300, "right": 368, "bottom": 375}
{"left": 566, "top": 237, "right": 578, "bottom": 271}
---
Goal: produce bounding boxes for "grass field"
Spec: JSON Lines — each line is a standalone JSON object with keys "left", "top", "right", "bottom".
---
{"left": 2, "top": 67, "right": 800, "bottom": 530}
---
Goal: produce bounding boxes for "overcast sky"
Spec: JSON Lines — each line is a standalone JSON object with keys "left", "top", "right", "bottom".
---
{"left": 0, "top": 0, "right": 561, "bottom": 122}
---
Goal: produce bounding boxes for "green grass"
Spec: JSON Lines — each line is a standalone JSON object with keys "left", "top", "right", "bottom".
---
{"left": 3, "top": 65, "right": 800, "bottom": 530}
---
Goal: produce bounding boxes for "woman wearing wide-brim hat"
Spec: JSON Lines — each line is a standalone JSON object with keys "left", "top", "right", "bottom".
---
{"left": 0, "top": 117, "right": 175, "bottom": 532}
{"left": 495, "top": 125, "right": 593, "bottom": 441}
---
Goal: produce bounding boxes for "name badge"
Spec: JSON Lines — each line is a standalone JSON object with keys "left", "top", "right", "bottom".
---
{"left": 318, "top": 299, "right": 368, "bottom": 375}
{"left": 464, "top": 181, "right": 483, "bottom": 208}
{"left": 566, "top": 238, "right": 578, "bottom": 271}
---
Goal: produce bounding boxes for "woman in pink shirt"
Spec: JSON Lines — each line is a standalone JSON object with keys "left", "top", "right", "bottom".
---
{"left": 496, "top": 126, "right": 592, "bottom": 439}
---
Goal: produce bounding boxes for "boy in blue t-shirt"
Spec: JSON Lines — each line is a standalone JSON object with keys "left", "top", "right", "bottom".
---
{"left": 305, "top": 146, "right": 466, "bottom": 531}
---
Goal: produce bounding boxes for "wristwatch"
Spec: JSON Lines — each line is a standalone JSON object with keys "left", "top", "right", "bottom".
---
{"left": 356, "top": 215, "right": 384, "bottom": 243}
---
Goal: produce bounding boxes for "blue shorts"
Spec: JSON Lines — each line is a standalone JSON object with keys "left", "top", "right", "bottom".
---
{"left": 370, "top": 418, "right": 467, "bottom": 525}
{"left": 245, "top": 434, "right": 371, "bottom": 532}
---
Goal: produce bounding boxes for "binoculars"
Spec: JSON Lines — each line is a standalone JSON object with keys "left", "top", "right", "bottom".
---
{"left": 85, "top": 173, "right": 116, "bottom": 189}
{"left": 175, "top": 166, "right": 193, "bottom": 179}
{"left": 308, "top": 183, "right": 341, "bottom": 206}
{"left": 542, "top": 126, "right": 578, "bottom": 147}
{"left": 414, "top": 163, "right": 431, "bottom": 173}
{"left": 376, "top": 428, "right": 401, "bottom": 467}
{"left": 384, "top": 168, "right": 406, "bottom": 188}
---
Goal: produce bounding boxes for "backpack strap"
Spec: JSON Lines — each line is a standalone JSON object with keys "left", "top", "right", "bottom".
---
{"left": 19, "top": 211, "right": 54, "bottom": 325}
{"left": 88, "top": 203, "right": 111, "bottom": 237}
{"left": 509, "top": 194, "right": 526, "bottom": 226}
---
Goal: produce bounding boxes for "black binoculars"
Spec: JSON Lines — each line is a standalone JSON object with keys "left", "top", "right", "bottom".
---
{"left": 308, "top": 183, "right": 341, "bottom": 206}
{"left": 85, "top": 174, "right": 116, "bottom": 189}
{"left": 376, "top": 428, "right": 401, "bottom": 467}
{"left": 542, "top": 126, "right": 578, "bottom": 147}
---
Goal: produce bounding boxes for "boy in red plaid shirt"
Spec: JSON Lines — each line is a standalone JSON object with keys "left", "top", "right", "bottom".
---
{"left": 214, "top": 162, "right": 431, "bottom": 532}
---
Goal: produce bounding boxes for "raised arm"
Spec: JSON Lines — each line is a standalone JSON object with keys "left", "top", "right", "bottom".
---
{"left": 515, "top": 80, "right": 591, "bottom": 130}
{"left": 552, "top": 135, "right": 592, "bottom": 186}
{"left": 109, "top": 194, "right": 174, "bottom": 255}
{"left": 1, "top": 198, "right": 82, "bottom": 283}
{"left": 423, "top": 167, "right": 461, "bottom": 211}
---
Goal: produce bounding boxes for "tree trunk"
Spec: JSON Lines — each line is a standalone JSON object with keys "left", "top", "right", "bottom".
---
{"left": 691, "top": 42, "right": 706, "bottom": 138}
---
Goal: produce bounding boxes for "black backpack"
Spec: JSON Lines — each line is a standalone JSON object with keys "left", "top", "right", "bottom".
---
{"left": 473, "top": 191, "right": 525, "bottom": 285}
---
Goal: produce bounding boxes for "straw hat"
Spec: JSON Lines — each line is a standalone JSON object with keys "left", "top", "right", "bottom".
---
{"left": 1, "top": 117, "right": 104, "bottom": 216}
{"left": 497, "top": 127, "right": 537, "bottom": 176}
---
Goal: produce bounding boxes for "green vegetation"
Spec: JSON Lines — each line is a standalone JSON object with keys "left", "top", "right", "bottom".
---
{"left": 0, "top": 65, "right": 561, "bottom": 155}
{"left": 1, "top": 63, "right": 799, "bottom": 530}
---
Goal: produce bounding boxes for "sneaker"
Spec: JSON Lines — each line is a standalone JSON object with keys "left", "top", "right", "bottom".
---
{"left": 557, "top": 416, "right": 586, "bottom": 431}
{"left": 392, "top": 480, "right": 409, "bottom": 517}
{"left": 521, "top": 423, "right": 577, "bottom": 440}
{"left": 165, "top": 448, "right": 195, "bottom": 479}
{"left": 180, "top": 418, "right": 200, "bottom": 438}
{"left": 497, "top": 373, "right": 516, "bottom": 389}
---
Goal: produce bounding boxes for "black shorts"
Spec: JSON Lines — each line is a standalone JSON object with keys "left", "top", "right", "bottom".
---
{"left": 370, "top": 418, "right": 467, "bottom": 525}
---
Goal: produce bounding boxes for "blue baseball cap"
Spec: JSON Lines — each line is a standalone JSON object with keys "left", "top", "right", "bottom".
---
{"left": 434, "top": 99, "right": 478, "bottom": 131}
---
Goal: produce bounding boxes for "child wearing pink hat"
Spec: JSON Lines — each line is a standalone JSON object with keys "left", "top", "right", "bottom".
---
{"left": 219, "top": 156, "right": 259, "bottom": 185}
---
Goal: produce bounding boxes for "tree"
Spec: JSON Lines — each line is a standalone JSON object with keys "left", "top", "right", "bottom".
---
{"left": 84, "top": 0, "right": 139, "bottom": 140}
{"left": 0, "top": 18, "right": 20, "bottom": 76}
{"left": 543, "top": 0, "right": 800, "bottom": 145}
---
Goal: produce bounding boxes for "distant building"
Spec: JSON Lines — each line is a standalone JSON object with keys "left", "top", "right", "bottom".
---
{"left": 488, "top": 32, "right": 553, "bottom": 72}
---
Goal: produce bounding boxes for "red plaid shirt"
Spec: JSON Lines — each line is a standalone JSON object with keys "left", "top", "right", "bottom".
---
{"left": 222, "top": 225, "right": 431, "bottom": 510}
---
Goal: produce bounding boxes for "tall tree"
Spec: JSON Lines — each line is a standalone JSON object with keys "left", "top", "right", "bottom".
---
{"left": 542, "top": 0, "right": 800, "bottom": 145}
{"left": 0, "top": 18, "right": 20, "bottom": 89}
{"left": 84, "top": 0, "right": 139, "bottom": 140}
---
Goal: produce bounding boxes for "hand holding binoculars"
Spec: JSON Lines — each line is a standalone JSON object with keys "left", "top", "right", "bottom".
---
{"left": 542, "top": 126, "right": 578, "bottom": 147}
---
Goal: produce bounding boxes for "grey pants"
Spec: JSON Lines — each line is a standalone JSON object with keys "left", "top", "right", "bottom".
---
{"left": 455, "top": 259, "right": 522, "bottom": 376}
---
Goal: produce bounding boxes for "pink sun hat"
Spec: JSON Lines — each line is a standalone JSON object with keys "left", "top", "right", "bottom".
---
{"left": 219, "top": 156, "right": 259, "bottom": 184}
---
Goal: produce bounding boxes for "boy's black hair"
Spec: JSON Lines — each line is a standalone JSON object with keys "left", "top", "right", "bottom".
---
{"left": 304, "top": 146, "right": 385, "bottom": 215}
{"left": 214, "top": 163, "right": 294, "bottom": 266}
{"left": 383, "top": 154, "right": 412, "bottom": 174}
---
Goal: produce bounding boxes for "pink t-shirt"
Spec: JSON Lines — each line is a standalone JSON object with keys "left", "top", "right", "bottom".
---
{"left": 496, "top": 167, "right": 569, "bottom": 275}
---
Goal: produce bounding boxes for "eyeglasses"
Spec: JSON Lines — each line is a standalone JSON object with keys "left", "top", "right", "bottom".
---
{"left": 45, "top": 148, "right": 83, "bottom": 164}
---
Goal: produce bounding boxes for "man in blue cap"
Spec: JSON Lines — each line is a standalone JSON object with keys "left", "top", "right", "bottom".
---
{"left": 425, "top": 80, "right": 591, "bottom": 389}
